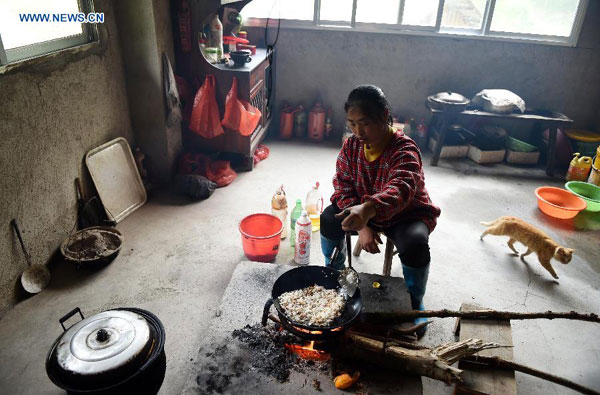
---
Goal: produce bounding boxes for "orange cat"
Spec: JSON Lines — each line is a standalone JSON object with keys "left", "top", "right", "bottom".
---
{"left": 480, "top": 216, "right": 574, "bottom": 279}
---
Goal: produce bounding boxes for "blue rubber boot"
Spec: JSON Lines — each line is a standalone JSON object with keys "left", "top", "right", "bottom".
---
{"left": 321, "top": 234, "right": 346, "bottom": 271}
{"left": 402, "top": 264, "right": 430, "bottom": 337}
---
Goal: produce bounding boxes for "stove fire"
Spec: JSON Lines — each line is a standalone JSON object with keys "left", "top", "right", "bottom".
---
{"left": 285, "top": 340, "right": 330, "bottom": 361}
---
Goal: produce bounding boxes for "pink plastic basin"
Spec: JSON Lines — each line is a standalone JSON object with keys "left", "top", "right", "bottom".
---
{"left": 535, "top": 186, "right": 587, "bottom": 219}
{"left": 239, "top": 213, "right": 283, "bottom": 262}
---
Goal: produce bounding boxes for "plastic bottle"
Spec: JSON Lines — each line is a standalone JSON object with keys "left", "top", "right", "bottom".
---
{"left": 566, "top": 153, "right": 592, "bottom": 182}
{"left": 210, "top": 14, "right": 223, "bottom": 61}
{"left": 271, "top": 185, "right": 288, "bottom": 239}
{"left": 294, "top": 210, "right": 312, "bottom": 265}
{"left": 198, "top": 32, "right": 207, "bottom": 56}
{"left": 293, "top": 106, "right": 306, "bottom": 139}
{"left": 305, "top": 182, "right": 323, "bottom": 232}
{"left": 290, "top": 199, "right": 303, "bottom": 246}
{"left": 325, "top": 108, "right": 333, "bottom": 140}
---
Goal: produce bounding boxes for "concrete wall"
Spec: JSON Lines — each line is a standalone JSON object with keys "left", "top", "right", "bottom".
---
{"left": 0, "top": 0, "right": 133, "bottom": 316}
{"left": 115, "top": 0, "right": 182, "bottom": 183}
{"left": 249, "top": 1, "right": 600, "bottom": 136}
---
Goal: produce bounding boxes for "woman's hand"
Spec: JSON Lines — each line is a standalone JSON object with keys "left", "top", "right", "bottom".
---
{"left": 358, "top": 226, "right": 382, "bottom": 254}
{"left": 335, "top": 201, "right": 377, "bottom": 232}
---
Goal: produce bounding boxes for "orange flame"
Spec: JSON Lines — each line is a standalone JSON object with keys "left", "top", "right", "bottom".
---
{"left": 285, "top": 341, "right": 330, "bottom": 361}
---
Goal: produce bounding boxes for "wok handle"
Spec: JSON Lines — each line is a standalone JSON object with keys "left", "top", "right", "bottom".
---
{"left": 60, "top": 307, "right": 85, "bottom": 332}
{"left": 261, "top": 299, "right": 273, "bottom": 327}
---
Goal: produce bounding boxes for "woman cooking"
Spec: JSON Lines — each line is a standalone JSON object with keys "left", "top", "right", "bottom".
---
{"left": 320, "top": 85, "right": 441, "bottom": 334}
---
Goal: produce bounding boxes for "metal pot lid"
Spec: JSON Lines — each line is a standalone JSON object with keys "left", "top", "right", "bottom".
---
{"left": 430, "top": 91, "right": 469, "bottom": 105}
{"left": 55, "top": 310, "right": 151, "bottom": 376}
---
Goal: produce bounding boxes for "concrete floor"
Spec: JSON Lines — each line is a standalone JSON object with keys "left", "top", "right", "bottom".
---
{"left": 0, "top": 139, "right": 599, "bottom": 394}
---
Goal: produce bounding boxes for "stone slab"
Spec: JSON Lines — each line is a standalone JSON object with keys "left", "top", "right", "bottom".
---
{"left": 182, "top": 261, "right": 421, "bottom": 395}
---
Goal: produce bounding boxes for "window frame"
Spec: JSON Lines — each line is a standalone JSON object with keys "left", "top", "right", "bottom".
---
{"left": 0, "top": 0, "right": 98, "bottom": 66}
{"left": 244, "top": 0, "right": 589, "bottom": 47}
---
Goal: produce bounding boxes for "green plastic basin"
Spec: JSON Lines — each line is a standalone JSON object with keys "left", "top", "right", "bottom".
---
{"left": 565, "top": 181, "right": 600, "bottom": 212}
{"left": 505, "top": 136, "right": 537, "bottom": 152}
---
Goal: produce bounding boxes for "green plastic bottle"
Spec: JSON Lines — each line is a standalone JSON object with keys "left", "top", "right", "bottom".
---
{"left": 290, "top": 199, "right": 303, "bottom": 246}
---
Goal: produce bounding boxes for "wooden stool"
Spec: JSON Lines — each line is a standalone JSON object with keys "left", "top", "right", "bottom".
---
{"left": 353, "top": 235, "right": 397, "bottom": 276}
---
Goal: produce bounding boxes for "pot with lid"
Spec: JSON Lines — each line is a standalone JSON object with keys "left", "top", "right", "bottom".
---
{"left": 46, "top": 307, "right": 166, "bottom": 394}
{"left": 427, "top": 91, "right": 470, "bottom": 112}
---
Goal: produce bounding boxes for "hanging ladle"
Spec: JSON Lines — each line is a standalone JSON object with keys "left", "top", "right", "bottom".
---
{"left": 11, "top": 219, "right": 51, "bottom": 293}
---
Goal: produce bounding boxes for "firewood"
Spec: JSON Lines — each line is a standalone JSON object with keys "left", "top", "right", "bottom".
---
{"left": 364, "top": 309, "right": 600, "bottom": 324}
{"left": 339, "top": 332, "right": 499, "bottom": 384}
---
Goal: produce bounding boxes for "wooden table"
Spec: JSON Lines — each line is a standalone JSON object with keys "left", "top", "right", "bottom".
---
{"left": 427, "top": 103, "right": 573, "bottom": 176}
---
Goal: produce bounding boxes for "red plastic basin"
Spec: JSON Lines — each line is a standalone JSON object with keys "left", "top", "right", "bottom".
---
{"left": 535, "top": 186, "right": 587, "bottom": 219}
{"left": 239, "top": 213, "right": 283, "bottom": 262}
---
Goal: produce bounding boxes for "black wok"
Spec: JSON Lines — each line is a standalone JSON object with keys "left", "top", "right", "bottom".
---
{"left": 262, "top": 266, "right": 362, "bottom": 337}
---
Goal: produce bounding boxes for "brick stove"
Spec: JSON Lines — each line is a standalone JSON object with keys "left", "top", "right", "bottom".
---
{"left": 182, "top": 262, "right": 423, "bottom": 394}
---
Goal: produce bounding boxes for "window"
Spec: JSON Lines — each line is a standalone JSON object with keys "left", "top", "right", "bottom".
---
{"left": 242, "top": 0, "right": 588, "bottom": 46}
{"left": 0, "top": 0, "right": 98, "bottom": 66}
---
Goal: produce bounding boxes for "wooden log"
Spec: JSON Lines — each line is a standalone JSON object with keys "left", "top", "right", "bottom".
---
{"left": 463, "top": 355, "right": 600, "bottom": 395}
{"left": 340, "top": 332, "right": 499, "bottom": 384}
{"left": 364, "top": 309, "right": 600, "bottom": 324}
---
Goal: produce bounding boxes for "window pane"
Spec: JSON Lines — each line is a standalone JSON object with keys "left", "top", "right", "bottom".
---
{"left": 320, "top": 0, "right": 352, "bottom": 23}
{"left": 402, "top": 0, "right": 439, "bottom": 26}
{"left": 356, "top": 0, "right": 400, "bottom": 24}
{"left": 441, "top": 0, "right": 487, "bottom": 29}
{"left": 491, "top": 0, "right": 579, "bottom": 36}
{"left": 242, "top": 0, "right": 314, "bottom": 21}
{"left": 0, "top": 0, "right": 82, "bottom": 50}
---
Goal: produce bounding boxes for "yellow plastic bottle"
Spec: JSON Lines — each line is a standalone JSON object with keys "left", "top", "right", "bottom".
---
{"left": 305, "top": 182, "right": 323, "bottom": 232}
{"left": 566, "top": 153, "right": 592, "bottom": 182}
{"left": 588, "top": 146, "right": 600, "bottom": 186}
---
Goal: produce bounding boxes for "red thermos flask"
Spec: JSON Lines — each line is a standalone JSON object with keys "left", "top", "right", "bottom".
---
{"left": 308, "top": 102, "right": 326, "bottom": 142}
{"left": 279, "top": 103, "right": 295, "bottom": 139}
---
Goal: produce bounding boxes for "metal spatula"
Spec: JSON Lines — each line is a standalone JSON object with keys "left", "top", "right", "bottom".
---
{"left": 331, "top": 232, "right": 359, "bottom": 298}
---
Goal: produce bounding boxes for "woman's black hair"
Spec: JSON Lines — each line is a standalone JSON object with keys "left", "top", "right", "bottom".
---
{"left": 344, "top": 85, "right": 393, "bottom": 126}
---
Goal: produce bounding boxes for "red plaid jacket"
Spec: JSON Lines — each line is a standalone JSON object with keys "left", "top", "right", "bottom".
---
{"left": 331, "top": 132, "right": 441, "bottom": 232}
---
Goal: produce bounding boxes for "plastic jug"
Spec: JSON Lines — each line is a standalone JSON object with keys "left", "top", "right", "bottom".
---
{"left": 566, "top": 153, "right": 592, "bottom": 182}
{"left": 305, "top": 182, "right": 323, "bottom": 232}
{"left": 279, "top": 103, "right": 298, "bottom": 140}
{"left": 308, "top": 102, "right": 326, "bottom": 142}
{"left": 271, "top": 185, "right": 288, "bottom": 239}
{"left": 294, "top": 210, "right": 312, "bottom": 265}
{"left": 290, "top": 199, "right": 303, "bottom": 246}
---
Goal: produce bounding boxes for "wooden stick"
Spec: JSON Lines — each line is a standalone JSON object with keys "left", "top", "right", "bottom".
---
{"left": 346, "top": 329, "right": 428, "bottom": 350}
{"left": 463, "top": 355, "right": 600, "bottom": 395}
{"left": 364, "top": 309, "right": 600, "bottom": 324}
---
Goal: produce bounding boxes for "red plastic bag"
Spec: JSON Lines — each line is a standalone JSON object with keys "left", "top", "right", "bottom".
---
{"left": 189, "top": 75, "right": 224, "bottom": 138}
{"left": 206, "top": 160, "right": 237, "bottom": 187}
{"left": 178, "top": 152, "right": 237, "bottom": 188}
{"left": 222, "top": 77, "right": 262, "bottom": 136}
{"left": 253, "top": 143, "right": 270, "bottom": 165}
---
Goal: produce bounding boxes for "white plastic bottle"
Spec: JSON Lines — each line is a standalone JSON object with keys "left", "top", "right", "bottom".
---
{"left": 294, "top": 211, "right": 312, "bottom": 265}
{"left": 271, "top": 185, "right": 288, "bottom": 239}
{"left": 210, "top": 14, "right": 223, "bottom": 61}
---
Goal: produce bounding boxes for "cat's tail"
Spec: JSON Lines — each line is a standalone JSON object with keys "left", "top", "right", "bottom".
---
{"left": 480, "top": 219, "right": 500, "bottom": 226}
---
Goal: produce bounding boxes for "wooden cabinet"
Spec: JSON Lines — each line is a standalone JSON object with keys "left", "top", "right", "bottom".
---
{"left": 184, "top": 1, "right": 274, "bottom": 171}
